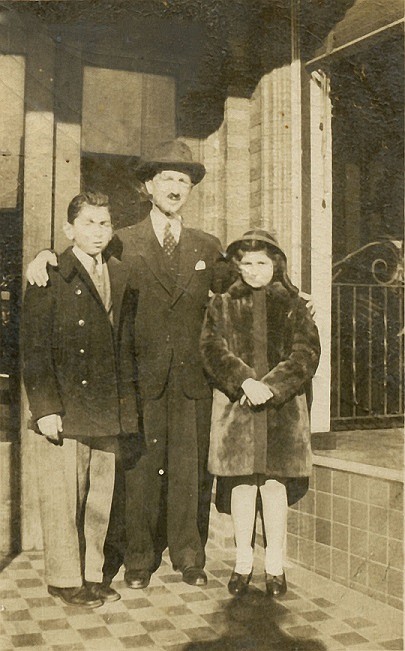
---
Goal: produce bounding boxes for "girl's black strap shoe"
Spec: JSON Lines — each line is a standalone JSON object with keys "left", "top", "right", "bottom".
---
{"left": 265, "top": 571, "right": 287, "bottom": 597}
{"left": 228, "top": 570, "right": 253, "bottom": 596}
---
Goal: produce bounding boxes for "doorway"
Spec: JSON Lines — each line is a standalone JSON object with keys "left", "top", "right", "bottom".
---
{"left": 80, "top": 66, "right": 176, "bottom": 230}
{"left": 81, "top": 153, "right": 151, "bottom": 230}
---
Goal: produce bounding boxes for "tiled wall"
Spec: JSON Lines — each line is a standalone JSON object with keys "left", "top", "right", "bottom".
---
{"left": 287, "top": 465, "right": 404, "bottom": 610}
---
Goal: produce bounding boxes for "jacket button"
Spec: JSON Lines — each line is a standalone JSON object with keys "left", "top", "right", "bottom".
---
{"left": 166, "top": 335, "right": 170, "bottom": 343}
{"left": 152, "top": 438, "right": 158, "bottom": 444}
{"left": 75, "top": 288, "right": 82, "bottom": 295}
{"left": 79, "top": 349, "right": 85, "bottom": 355}
{"left": 78, "top": 319, "right": 85, "bottom": 327}
{"left": 81, "top": 379, "right": 88, "bottom": 387}
{"left": 158, "top": 468, "right": 164, "bottom": 475}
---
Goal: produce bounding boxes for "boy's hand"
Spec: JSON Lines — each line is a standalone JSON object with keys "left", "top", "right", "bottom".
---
{"left": 299, "top": 291, "right": 316, "bottom": 319}
{"left": 27, "top": 250, "right": 58, "bottom": 286}
{"left": 241, "top": 378, "right": 273, "bottom": 406}
{"left": 37, "top": 414, "right": 63, "bottom": 443}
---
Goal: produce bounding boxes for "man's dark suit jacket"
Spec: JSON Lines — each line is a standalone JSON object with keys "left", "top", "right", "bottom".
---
{"left": 110, "top": 216, "right": 228, "bottom": 409}
{"left": 23, "top": 247, "right": 138, "bottom": 439}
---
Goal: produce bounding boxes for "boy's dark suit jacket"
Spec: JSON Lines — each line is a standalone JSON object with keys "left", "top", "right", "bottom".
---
{"left": 22, "top": 247, "right": 138, "bottom": 439}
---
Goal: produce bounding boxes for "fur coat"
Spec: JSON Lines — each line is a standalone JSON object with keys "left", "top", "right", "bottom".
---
{"left": 200, "top": 279, "right": 321, "bottom": 480}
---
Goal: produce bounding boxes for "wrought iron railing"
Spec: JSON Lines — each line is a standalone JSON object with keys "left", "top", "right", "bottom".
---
{"left": 331, "top": 240, "right": 404, "bottom": 429}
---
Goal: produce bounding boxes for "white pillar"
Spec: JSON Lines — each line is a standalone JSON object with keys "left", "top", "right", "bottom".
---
{"left": 223, "top": 96, "right": 251, "bottom": 244}
{"left": 310, "top": 70, "right": 332, "bottom": 433}
{"left": 188, "top": 97, "right": 250, "bottom": 246}
{"left": 289, "top": 0, "right": 303, "bottom": 288}
{"left": 250, "top": 58, "right": 302, "bottom": 287}
{"left": 200, "top": 127, "right": 227, "bottom": 243}
{"left": 21, "top": 30, "right": 56, "bottom": 550}
{"left": 260, "top": 67, "right": 294, "bottom": 250}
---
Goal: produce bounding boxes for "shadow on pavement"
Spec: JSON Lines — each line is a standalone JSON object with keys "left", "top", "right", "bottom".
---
{"left": 185, "top": 587, "right": 327, "bottom": 651}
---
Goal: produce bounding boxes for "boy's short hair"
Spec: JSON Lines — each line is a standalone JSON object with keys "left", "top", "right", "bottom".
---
{"left": 67, "top": 191, "right": 110, "bottom": 224}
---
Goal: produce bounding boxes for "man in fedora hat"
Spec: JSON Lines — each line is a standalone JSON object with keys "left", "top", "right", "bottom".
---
{"left": 26, "top": 139, "right": 228, "bottom": 589}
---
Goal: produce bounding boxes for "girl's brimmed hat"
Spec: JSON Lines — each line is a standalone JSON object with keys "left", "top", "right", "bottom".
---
{"left": 135, "top": 139, "right": 206, "bottom": 185}
{"left": 226, "top": 229, "right": 286, "bottom": 260}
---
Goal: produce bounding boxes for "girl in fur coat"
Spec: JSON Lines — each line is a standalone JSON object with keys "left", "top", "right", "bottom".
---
{"left": 200, "top": 229, "right": 320, "bottom": 598}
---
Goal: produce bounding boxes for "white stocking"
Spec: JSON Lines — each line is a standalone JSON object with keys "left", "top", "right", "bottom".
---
{"left": 259, "top": 479, "right": 288, "bottom": 576}
{"left": 230, "top": 483, "right": 258, "bottom": 574}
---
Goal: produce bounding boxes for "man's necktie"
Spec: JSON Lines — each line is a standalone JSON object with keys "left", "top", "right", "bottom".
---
{"left": 163, "top": 221, "right": 177, "bottom": 256}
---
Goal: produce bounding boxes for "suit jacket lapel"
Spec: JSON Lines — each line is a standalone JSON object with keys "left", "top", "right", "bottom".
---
{"left": 58, "top": 249, "right": 105, "bottom": 310}
{"left": 59, "top": 248, "right": 121, "bottom": 323}
{"left": 171, "top": 228, "right": 200, "bottom": 308}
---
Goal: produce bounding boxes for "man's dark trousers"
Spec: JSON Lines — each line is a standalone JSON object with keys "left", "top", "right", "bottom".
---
{"left": 124, "top": 366, "right": 213, "bottom": 573}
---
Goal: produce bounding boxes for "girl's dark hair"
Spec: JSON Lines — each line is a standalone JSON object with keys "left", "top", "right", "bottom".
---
{"left": 67, "top": 191, "right": 110, "bottom": 224}
{"left": 232, "top": 239, "right": 299, "bottom": 296}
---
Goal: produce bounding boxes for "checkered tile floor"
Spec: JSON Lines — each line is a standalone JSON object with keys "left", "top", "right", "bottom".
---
{"left": 0, "top": 541, "right": 402, "bottom": 651}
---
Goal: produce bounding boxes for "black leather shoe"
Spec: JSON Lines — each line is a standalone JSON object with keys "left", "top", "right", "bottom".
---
{"left": 86, "top": 581, "right": 121, "bottom": 602}
{"left": 227, "top": 570, "right": 252, "bottom": 596}
{"left": 124, "top": 569, "right": 151, "bottom": 589}
{"left": 48, "top": 585, "right": 103, "bottom": 608}
{"left": 265, "top": 571, "right": 287, "bottom": 597}
{"left": 182, "top": 567, "right": 207, "bottom": 586}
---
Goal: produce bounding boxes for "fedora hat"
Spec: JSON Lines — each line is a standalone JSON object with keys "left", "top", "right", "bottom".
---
{"left": 226, "top": 229, "right": 286, "bottom": 260}
{"left": 135, "top": 140, "right": 206, "bottom": 185}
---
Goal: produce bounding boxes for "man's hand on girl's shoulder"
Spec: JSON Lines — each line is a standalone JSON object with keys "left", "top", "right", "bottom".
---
{"left": 299, "top": 292, "right": 316, "bottom": 319}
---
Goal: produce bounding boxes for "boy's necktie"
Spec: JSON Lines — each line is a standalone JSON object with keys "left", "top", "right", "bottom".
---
{"left": 163, "top": 221, "right": 177, "bottom": 256}
{"left": 91, "top": 258, "right": 113, "bottom": 322}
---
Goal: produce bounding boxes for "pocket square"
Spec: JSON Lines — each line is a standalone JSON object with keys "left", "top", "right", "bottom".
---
{"left": 195, "top": 260, "right": 206, "bottom": 271}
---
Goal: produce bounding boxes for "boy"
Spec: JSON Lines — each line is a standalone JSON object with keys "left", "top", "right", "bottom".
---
{"left": 22, "top": 191, "right": 138, "bottom": 608}
{"left": 25, "top": 142, "right": 226, "bottom": 590}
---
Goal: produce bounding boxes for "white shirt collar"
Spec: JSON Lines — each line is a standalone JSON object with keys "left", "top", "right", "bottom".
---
{"left": 150, "top": 205, "right": 182, "bottom": 246}
{"left": 72, "top": 245, "right": 103, "bottom": 275}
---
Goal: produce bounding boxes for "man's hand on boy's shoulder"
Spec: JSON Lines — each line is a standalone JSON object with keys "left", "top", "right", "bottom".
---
{"left": 27, "top": 250, "right": 58, "bottom": 287}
